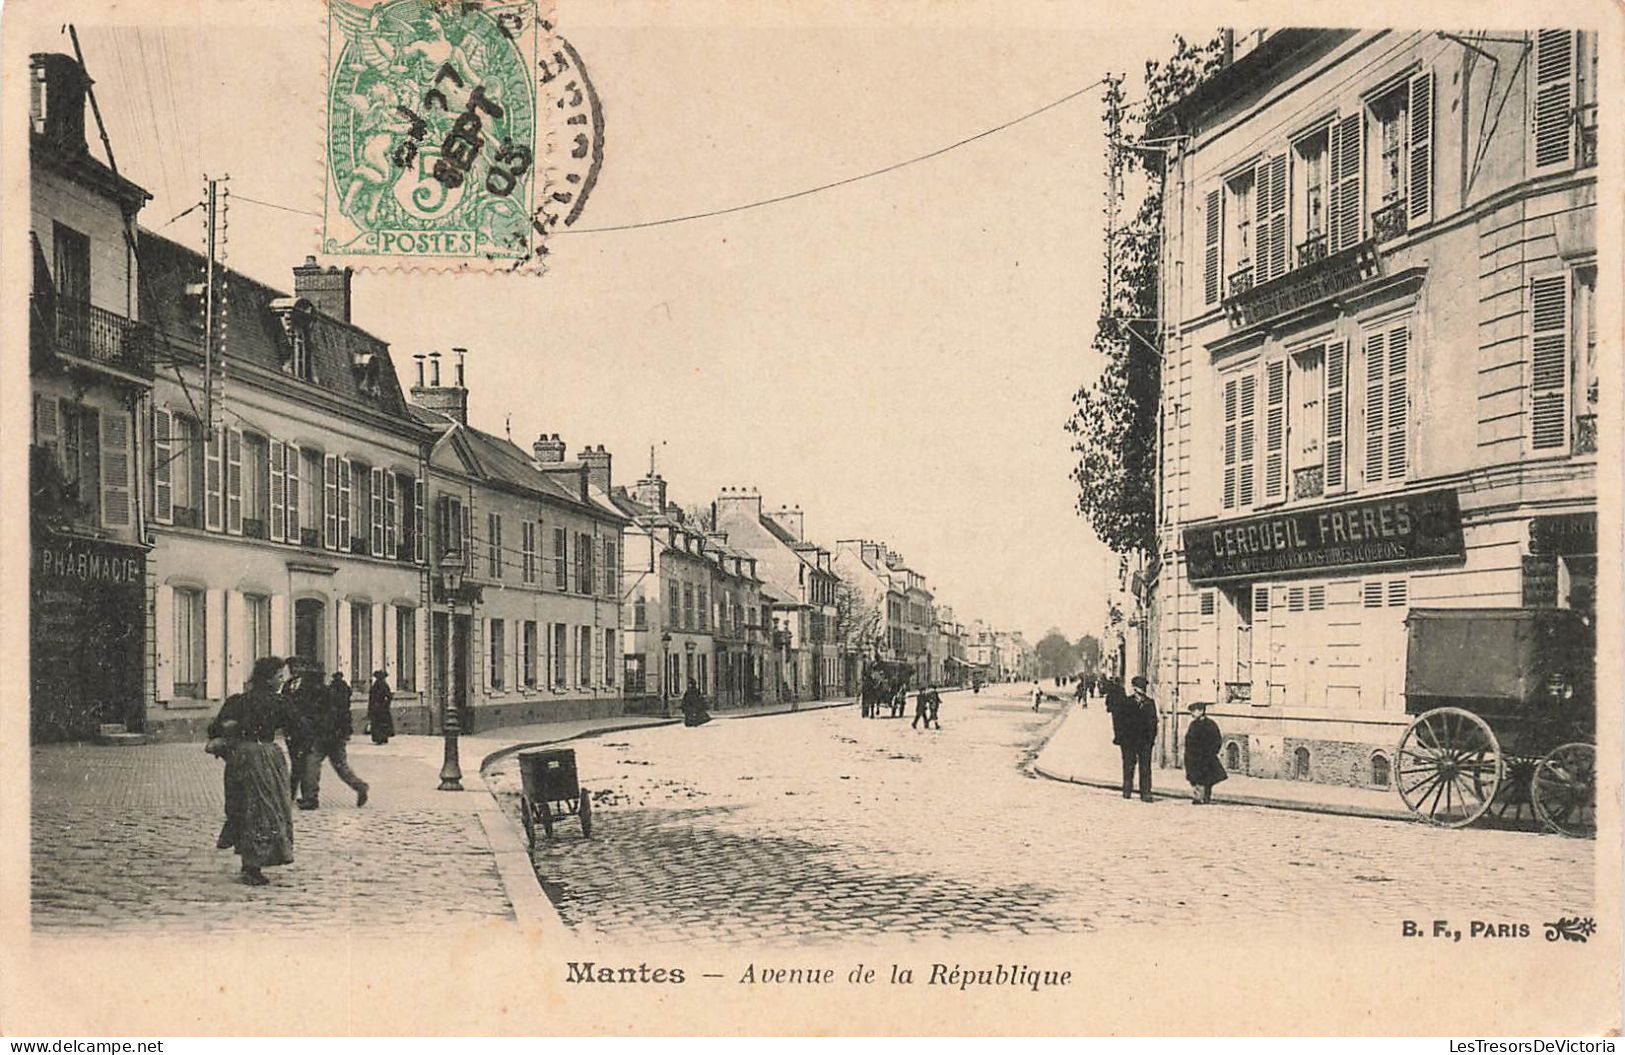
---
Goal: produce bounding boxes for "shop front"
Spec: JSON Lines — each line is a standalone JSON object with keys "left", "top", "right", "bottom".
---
{"left": 31, "top": 529, "right": 148, "bottom": 742}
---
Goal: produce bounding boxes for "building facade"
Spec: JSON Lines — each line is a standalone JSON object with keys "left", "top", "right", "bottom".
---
{"left": 1149, "top": 29, "right": 1599, "bottom": 786}
{"left": 29, "top": 53, "right": 155, "bottom": 742}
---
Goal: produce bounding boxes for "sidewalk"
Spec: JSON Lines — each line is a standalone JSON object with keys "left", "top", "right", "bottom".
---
{"left": 1032, "top": 700, "right": 1412, "bottom": 821}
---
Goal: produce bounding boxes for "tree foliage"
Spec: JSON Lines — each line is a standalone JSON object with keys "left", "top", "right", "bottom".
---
{"left": 1066, "top": 34, "right": 1227, "bottom": 557}
{"left": 833, "top": 581, "right": 882, "bottom": 658}
{"left": 1075, "top": 634, "right": 1103, "bottom": 673}
{"left": 1034, "top": 630, "right": 1079, "bottom": 678}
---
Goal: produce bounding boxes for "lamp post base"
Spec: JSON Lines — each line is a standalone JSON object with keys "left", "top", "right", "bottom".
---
{"left": 439, "top": 712, "right": 464, "bottom": 791}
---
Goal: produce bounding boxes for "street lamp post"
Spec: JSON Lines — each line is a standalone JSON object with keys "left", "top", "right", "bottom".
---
{"left": 438, "top": 553, "right": 466, "bottom": 792}
{"left": 660, "top": 630, "right": 672, "bottom": 717}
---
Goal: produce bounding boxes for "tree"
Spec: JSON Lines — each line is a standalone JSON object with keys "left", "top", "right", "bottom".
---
{"left": 833, "top": 581, "right": 882, "bottom": 660}
{"left": 1066, "top": 35, "right": 1227, "bottom": 557}
{"left": 1034, "top": 630, "right": 1079, "bottom": 678}
{"left": 1075, "top": 634, "right": 1103, "bottom": 674}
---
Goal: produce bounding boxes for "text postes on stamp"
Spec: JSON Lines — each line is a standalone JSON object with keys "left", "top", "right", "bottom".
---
{"left": 324, "top": 0, "right": 548, "bottom": 270}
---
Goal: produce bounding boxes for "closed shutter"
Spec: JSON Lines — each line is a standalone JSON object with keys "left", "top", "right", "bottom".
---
{"left": 1223, "top": 378, "right": 1238, "bottom": 509}
{"left": 1325, "top": 339, "right": 1348, "bottom": 490}
{"left": 34, "top": 393, "right": 60, "bottom": 452}
{"left": 1385, "top": 324, "right": 1409, "bottom": 479}
{"left": 1238, "top": 372, "right": 1257, "bottom": 507}
{"left": 483, "top": 619, "right": 494, "bottom": 690}
{"left": 1408, "top": 70, "right": 1434, "bottom": 223}
{"left": 337, "top": 458, "right": 352, "bottom": 548}
{"left": 1364, "top": 329, "right": 1387, "bottom": 483}
{"left": 225, "top": 427, "right": 243, "bottom": 535}
{"left": 226, "top": 590, "right": 247, "bottom": 693}
{"left": 270, "top": 593, "right": 288, "bottom": 658}
{"left": 1530, "top": 273, "right": 1570, "bottom": 450}
{"left": 370, "top": 465, "right": 385, "bottom": 557}
{"left": 155, "top": 584, "right": 174, "bottom": 700}
{"left": 323, "top": 453, "right": 339, "bottom": 549}
{"left": 1263, "top": 357, "right": 1288, "bottom": 502}
{"left": 205, "top": 588, "right": 226, "bottom": 700}
{"left": 413, "top": 478, "right": 426, "bottom": 562}
{"left": 462, "top": 499, "right": 473, "bottom": 564}
{"left": 384, "top": 472, "right": 398, "bottom": 559}
{"left": 336, "top": 600, "right": 351, "bottom": 683}
{"left": 1533, "top": 30, "right": 1576, "bottom": 171}
{"left": 205, "top": 426, "right": 223, "bottom": 531}
{"left": 1203, "top": 188, "right": 1222, "bottom": 305}
{"left": 100, "top": 412, "right": 131, "bottom": 528}
{"left": 1329, "top": 113, "right": 1363, "bottom": 252}
{"left": 1256, "top": 154, "right": 1288, "bottom": 282}
{"left": 269, "top": 440, "right": 286, "bottom": 541}
{"left": 286, "top": 445, "right": 300, "bottom": 540}
{"left": 152, "top": 407, "right": 173, "bottom": 524}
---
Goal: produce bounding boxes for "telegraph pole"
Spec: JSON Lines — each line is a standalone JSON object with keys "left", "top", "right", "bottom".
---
{"left": 200, "top": 176, "right": 229, "bottom": 431}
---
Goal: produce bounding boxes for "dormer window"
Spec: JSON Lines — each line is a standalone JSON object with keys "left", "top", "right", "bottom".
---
{"left": 291, "top": 326, "right": 311, "bottom": 381}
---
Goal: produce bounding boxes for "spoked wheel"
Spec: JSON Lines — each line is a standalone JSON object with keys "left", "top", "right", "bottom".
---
{"left": 1494, "top": 756, "right": 1538, "bottom": 822}
{"left": 1531, "top": 742, "right": 1596, "bottom": 838}
{"left": 538, "top": 799, "right": 555, "bottom": 840}
{"left": 1395, "top": 707, "right": 1503, "bottom": 828}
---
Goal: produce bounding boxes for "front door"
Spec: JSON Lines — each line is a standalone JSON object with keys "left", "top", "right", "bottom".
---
{"left": 452, "top": 614, "right": 472, "bottom": 733}
{"left": 294, "top": 598, "right": 326, "bottom": 673}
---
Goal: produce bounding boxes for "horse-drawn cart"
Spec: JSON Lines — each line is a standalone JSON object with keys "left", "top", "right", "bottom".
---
{"left": 1394, "top": 607, "right": 1595, "bottom": 836}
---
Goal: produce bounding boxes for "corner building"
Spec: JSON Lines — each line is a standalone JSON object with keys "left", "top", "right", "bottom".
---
{"left": 1149, "top": 30, "right": 1598, "bottom": 786}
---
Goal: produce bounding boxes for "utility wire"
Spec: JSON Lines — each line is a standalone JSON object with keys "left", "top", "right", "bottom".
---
{"left": 235, "top": 193, "right": 323, "bottom": 219}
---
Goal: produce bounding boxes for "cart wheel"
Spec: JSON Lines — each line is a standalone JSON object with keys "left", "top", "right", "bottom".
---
{"left": 1492, "top": 756, "right": 1537, "bottom": 822}
{"left": 539, "top": 800, "right": 555, "bottom": 840}
{"left": 520, "top": 796, "right": 536, "bottom": 849}
{"left": 1531, "top": 742, "right": 1596, "bottom": 838}
{"left": 1395, "top": 707, "right": 1503, "bottom": 828}
{"left": 579, "top": 791, "right": 593, "bottom": 838}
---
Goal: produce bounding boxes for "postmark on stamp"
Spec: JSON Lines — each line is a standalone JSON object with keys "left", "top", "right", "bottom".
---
{"left": 323, "top": 0, "right": 551, "bottom": 270}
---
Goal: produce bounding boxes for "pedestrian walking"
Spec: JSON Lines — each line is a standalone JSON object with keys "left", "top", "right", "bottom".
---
{"left": 1183, "top": 701, "right": 1227, "bottom": 804}
{"left": 681, "top": 679, "right": 712, "bottom": 726}
{"left": 1032, "top": 681, "right": 1044, "bottom": 712}
{"left": 206, "top": 656, "right": 297, "bottom": 885}
{"left": 367, "top": 669, "right": 395, "bottom": 745}
{"left": 283, "top": 662, "right": 321, "bottom": 806}
{"left": 926, "top": 687, "right": 941, "bottom": 729}
{"left": 301, "top": 672, "right": 370, "bottom": 809}
{"left": 1073, "top": 678, "right": 1088, "bottom": 708}
{"left": 911, "top": 688, "right": 931, "bottom": 729}
{"left": 1115, "top": 676, "right": 1159, "bottom": 802}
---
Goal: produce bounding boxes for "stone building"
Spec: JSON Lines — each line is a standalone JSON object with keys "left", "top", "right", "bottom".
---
{"left": 1147, "top": 29, "right": 1598, "bottom": 786}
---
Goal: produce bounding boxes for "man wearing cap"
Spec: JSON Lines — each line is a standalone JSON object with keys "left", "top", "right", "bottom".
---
{"left": 1119, "top": 675, "right": 1159, "bottom": 802}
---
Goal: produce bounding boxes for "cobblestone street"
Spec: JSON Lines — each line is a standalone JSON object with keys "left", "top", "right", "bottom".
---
{"left": 489, "top": 684, "right": 1594, "bottom": 945}
{"left": 31, "top": 739, "right": 513, "bottom": 934}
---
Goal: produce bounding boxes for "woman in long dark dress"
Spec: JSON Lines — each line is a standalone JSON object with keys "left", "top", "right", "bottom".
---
{"left": 209, "top": 656, "right": 297, "bottom": 884}
{"left": 1183, "top": 701, "right": 1228, "bottom": 804}
{"left": 367, "top": 670, "right": 395, "bottom": 744}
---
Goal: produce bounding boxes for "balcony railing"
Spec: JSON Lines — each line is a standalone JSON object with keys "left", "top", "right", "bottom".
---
{"left": 1580, "top": 120, "right": 1598, "bottom": 169}
{"left": 1574, "top": 414, "right": 1598, "bottom": 455}
{"left": 1222, "top": 238, "right": 1381, "bottom": 329}
{"left": 51, "top": 296, "right": 154, "bottom": 377}
{"left": 1293, "top": 465, "right": 1324, "bottom": 501}
{"left": 1296, "top": 233, "right": 1328, "bottom": 268}
{"left": 1226, "top": 264, "right": 1255, "bottom": 298}
{"left": 1372, "top": 199, "right": 1408, "bottom": 243}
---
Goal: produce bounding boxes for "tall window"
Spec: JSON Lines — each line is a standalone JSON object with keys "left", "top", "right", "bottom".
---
{"left": 1224, "top": 167, "right": 1255, "bottom": 287}
{"left": 437, "top": 495, "right": 465, "bottom": 556}
{"left": 577, "top": 625, "right": 592, "bottom": 686}
{"left": 59, "top": 401, "right": 101, "bottom": 523}
{"left": 683, "top": 583, "right": 695, "bottom": 629}
{"left": 1221, "top": 370, "right": 1258, "bottom": 510}
{"left": 697, "top": 586, "right": 709, "bottom": 631}
{"left": 632, "top": 595, "right": 647, "bottom": 630}
{"left": 245, "top": 594, "right": 272, "bottom": 661}
{"left": 395, "top": 607, "right": 416, "bottom": 690}
{"left": 487, "top": 512, "right": 503, "bottom": 578}
{"left": 173, "top": 588, "right": 205, "bottom": 696}
{"left": 576, "top": 531, "right": 594, "bottom": 594}
{"left": 350, "top": 602, "right": 372, "bottom": 682}
{"left": 603, "top": 540, "right": 617, "bottom": 597}
{"left": 668, "top": 579, "right": 680, "bottom": 628}
{"left": 1574, "top": 266, "right": 1598, "bottom": 450}
{"left": 300, "top": 448, "right": 323, "bottom": 545}
{"left": 349, "top": 460, "right": 371, "bottom": 553}
{"left": 1294, "top": 126, "right": 1330, "bottom": 257}
{"left": 241, "top": 433, "right": 269, "bottom": 537}
{"left": 604, "top": 629, "right": 616, "bottom": 686}
{"left": 553, "top": 527, "right": 569, "bottom": 589}
{"left": 523, "top": 621, "right": 538, "bottom": 687}
{"left": 1362, "top": 320, "right": 1410, "bottom": 483}
{"left": 489, "top": 618, "right": 506, "bottom": 690}
{"left": 552, "top": 623, "right": 567, "bottom": 686}
{"left": 521, "top": 520, "right": 537, "bottom": 583}
{"left": 169, "top": 414, "right": 203, "bottom": 526}
{"left": 52, "top": 222, "right": 90, "bottom": 305}
{"left": 1369, "top": 83, "right": 1409, "bottom": 210}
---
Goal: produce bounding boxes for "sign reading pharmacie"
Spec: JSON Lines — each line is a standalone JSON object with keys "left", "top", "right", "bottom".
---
{"left": 1183, "top": 488, "right": 1465, "bottom": 586}
{"left": 32, "top": 529, "right": 146, "bottom": 593}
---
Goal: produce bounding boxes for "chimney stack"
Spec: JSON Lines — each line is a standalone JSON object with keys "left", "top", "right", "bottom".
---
{"left": 30, "top": 54, "right": 91, "bottom": 153}
{"left": 578, "top": 443, "right": 611, "bottom": 493}
{"left": 292, "top": 255, "right": 354, "bottom": 323}
{"left": 714, "top": 486, "right": 763, "bottom": 526}
{"left": 765, "top": 503, "right": 804, "bottom": 541}
{"left": 632, "top": 472, "right": 667, "bottom": 511}
{"left": 408, "top": 349, "right": 469, "bottom": 425}
{"left": 453, "top": 347, "right": 466, "bottom": 387}
{"left": 533, "top": 433, "right": 567, "bottom": 464}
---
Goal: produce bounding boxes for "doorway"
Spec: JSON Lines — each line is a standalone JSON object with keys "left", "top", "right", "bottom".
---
{"left": 452, "top": 613, "right": 472, "bottom": 733}
{"left": 294, "top": 597, "right": 326, "bottom": 673}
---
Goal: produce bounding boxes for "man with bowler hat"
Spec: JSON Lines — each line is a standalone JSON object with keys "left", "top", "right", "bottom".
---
{"left": 1119, "top": 675, "right": 1159, "bottom": 802}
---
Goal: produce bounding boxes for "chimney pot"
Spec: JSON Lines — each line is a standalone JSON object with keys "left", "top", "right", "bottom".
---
{"left": 292, "top": 254, "right": 353, "bottom": 323}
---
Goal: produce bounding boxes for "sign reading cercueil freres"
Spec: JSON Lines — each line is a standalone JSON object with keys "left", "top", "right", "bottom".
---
{"left": 1183, "top": 488, "right": 1465, "bottom": 585}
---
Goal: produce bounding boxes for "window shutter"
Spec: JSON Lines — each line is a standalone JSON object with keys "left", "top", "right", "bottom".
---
{"left": 483, "top": 619, "right": 494, "bottom": 689}
{"left": 413, "top": 478, "right": 426, "bottom": 562}
{"left": 205, "top": 425, "right": 223, "bottom": 531}
{"left": 286, "top": 445, "right": 300, "bottom": 539}
{"left": 384, "top": 472, "right": 398, "bottom": 559}
{"left": 1325, "top": 340, "right": 1348, "bottom": 491}
{"left": 1386, "top": 323, "right": 1409, "bottom": 479}
{"left": 269, "top": 440, "right": 286, "bottom": 541}
{"left": 155, "top": 584, "right": 175, "bottom": 700}
{"left": 34, "top": 394, "right": 60, "bottom": 452}
{"left": 1533, "top": 30, "right": 1576, "bottom": 170}
{"left": 1223, "top": 378, "right": 1238, "bottom": 509}
{"left": 1330, "top": 113, "right": 1363, "bottom": 251}
{"left": 1408, "top": 70, "right": 1434, "bottom": 223}
{"left": 1255, "top": 155, "right": 1287, "bottom": 283}
{"left": 1364, "top": 329, "right": 1388, "bottom": 483}
{"left": 370, "top": 465, "right": 385, "bottom": 557}
{"left": 323, "top": 453, "right": 339, "bottom": 549}
{"left": 1263, "top": 358, "right": 1288, "bottom": 502}
{"left": 225, "top": 427, "right": 243, "bottom": 535}
{"left": 337, "top": 458, "right": 352, "bottom": 547}
{"left": 1530, "top": 273, "right": 1570, "bottom": 450}
{"left": 1203, "top": 189, "right": 1221, "bottom": 305}
{"left": 152, "top": 407, "right": 173, "bottom": 525}
{"left": 1238, "top": 372, "right": 1257, "bottom": 507}
{"left": 100, "top": 412, "right": 131, "bottom": 528}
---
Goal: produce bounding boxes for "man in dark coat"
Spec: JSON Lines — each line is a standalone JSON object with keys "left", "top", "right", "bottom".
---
{"left": 1117, "top": 675, "right": 1159, "bottom": 802}
{"left": 302, "top": 672, "right": 370, "bottom": 809}
{"left": 1183, "top": 701, "right": 1227, "bottom": 804}
{"left": 367, "top": 670, "right": 395, "bottom": 744}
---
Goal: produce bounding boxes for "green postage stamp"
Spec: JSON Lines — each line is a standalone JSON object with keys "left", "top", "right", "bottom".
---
{"left": 324, "top": 0, "right": 549, "bottom": 269}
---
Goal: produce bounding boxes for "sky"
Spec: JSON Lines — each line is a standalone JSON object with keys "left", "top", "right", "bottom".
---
{"left": 17, "top": 1, "right": 1192, "bottom": 642}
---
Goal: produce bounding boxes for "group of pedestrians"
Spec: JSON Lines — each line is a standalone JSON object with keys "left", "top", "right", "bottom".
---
{"left": 1098, "top": 675, "right": 1228, "bottom": 805}
{"left": 205, "top": 656, "right": 395, "bottom": 885}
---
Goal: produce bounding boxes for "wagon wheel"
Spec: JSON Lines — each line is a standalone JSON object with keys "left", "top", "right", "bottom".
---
{"left": 579, "top": 791, "right": 593, "bottom": 838}
{"left": 520, "top": 796, "right": 536, "bottom": 849}
{"left": 538, "top": 799, "right": 556, "bottom": 840}
{"left": 1531, "top": 742, "right": 1596, "bottom": 838}
{"left": 1493, "top": 756, "right": 1538, "bottom": 823}
{"left": 1394, "top": 707, "right": 1503, "bottom": 828}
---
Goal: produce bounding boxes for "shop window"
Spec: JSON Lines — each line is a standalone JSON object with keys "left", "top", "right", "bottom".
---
{"left": 1370, "top": 751, "right": 1392, "bottom": 788}
{"left": 1293, "top": 746, "right": 1312, "bottom": 780}
{"left": 172, "top": 588, "right": 206, "bottom": 697}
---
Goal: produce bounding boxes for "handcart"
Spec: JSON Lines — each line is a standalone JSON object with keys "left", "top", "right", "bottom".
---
{"left": 518, "top": 747, "right": 593, "bottom": 845}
